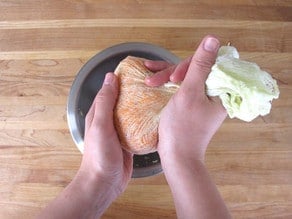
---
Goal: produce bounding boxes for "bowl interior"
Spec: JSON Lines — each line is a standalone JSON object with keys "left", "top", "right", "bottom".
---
{"left": 67, "top": 42, "right": 180, "bottom": 178}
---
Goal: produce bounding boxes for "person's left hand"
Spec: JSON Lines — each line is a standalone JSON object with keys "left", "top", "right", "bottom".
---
{"left": 79, "top": 72, "right": 133, "bottom": 197}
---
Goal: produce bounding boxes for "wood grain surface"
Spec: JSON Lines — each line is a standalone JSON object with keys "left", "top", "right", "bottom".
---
{"left": 0, "top": 1, "right": 291, "bottom": 218}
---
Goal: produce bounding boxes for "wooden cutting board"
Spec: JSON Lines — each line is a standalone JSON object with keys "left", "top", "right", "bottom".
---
{"left": 0, "top": 1, "right": 291, "bottom": 218}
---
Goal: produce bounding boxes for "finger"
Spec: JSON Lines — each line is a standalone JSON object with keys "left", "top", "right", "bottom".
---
{"left": 145, "top": 65, "right": 176, "bottom": 87}
{"left": 170, "top": 56, "right": 192, "bottom": 83}
{"left": 180, "top": 35, "right": 220, "bottom": 95}
{"left": 86, "top": 73, "right": 118, "bottom": 130}
{"left": 144, "top": 60, "right": 172, "bottom": 72}
{"left": 85, "top": 93, "right": 97, "bottom": 132}
{"left": 123, "top": 150, "right": 133, "bottom": 176}
{"left": 85, "top": 103, "right": 95, "bottom": 132}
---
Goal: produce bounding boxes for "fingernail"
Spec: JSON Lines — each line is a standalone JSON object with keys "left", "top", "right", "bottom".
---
{"left": 203, "top": 37, "right": 220, "bottom": 52}
{"left": 104, "top": 73, "right": 114, "bottom": 85}
{"left": 145, "top": 76, "right": 151, "bottom": 85}
{"left": 144, "top": 60, "right": 150, "bottom": 66}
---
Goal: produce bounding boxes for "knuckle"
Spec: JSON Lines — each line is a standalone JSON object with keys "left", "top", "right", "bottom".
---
{"left": 192, "top": 56, "right": 214, "bottom": 72}
{"left": 95, "top": 92, "right": 107, "bottom": 104}
{"left": 177, "top": 85, "right": 206, "bottom": 105}
{"left": 95, "top": 87, "right": 116, "bottom": 105}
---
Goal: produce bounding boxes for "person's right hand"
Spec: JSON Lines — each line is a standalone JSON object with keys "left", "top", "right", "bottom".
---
{"left": 145, "top": 36, "right": 227, "bottom": 165}
{"left": 144, "top": 36, "right": 231, "bottom": 219}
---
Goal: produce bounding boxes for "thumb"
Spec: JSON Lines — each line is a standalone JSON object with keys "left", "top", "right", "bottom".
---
{"left": 180, "top": 35, "right": 220, "bottom": 96}
{"left": 85, "top": 73, "right": 119, "bottom": 130}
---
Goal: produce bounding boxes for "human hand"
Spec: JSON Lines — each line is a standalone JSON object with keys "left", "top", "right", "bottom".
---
{"left": 143, "top": 36, "right": 231, "bottom": 219}
{"left": 38, "top": 73, "right": 133, "bottom": 219}
{"left": 79, "top": 73, "right": 133, "bottom": 197}
{"left": 145, "top": 36, "right": 227, "bottom": 164}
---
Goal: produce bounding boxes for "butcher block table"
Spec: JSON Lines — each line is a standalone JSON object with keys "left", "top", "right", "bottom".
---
{"left": 0, "top": 1, "right": 291, "bottom": 218}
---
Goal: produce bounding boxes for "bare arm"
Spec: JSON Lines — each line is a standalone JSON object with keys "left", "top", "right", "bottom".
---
{"left": 37, "top": 171, "right": 117, "bottom": 219}
{"left": 162, "top": 157, "right": 231, "bottom": 219}
{"left": 37, "top": 73, "right": 133, "bottom": 219}
{"left": 146, "top": 36, "right": 231, "bottom": 219}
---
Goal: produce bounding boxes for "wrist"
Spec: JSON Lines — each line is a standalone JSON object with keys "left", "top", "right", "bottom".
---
{"left": 158, "top": 142, "right": 206, "bottom": 169}
{"left": 161, "top": 152, "right": 205, "bottom": 173}
{"left": 71, "top": 169, "right": 117, "bottom": 217}
{"left": 75, "top": 168, "right": 118, "bottom": 199}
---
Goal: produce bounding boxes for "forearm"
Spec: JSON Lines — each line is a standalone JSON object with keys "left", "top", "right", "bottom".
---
{"left": 162, "top": 155, "right": 231, "bottom": 219}
{"left": 37, "top": 170, "right": 117, "bottom": 219}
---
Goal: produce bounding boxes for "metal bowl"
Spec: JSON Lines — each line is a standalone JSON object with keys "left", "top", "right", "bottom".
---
{"left": 67, "top": 42, "right": 180, "bottom": 178}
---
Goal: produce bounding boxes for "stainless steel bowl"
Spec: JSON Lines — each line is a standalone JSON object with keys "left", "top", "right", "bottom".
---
{"left": 67, "top": 42, "right": 180, "bottom": 178}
